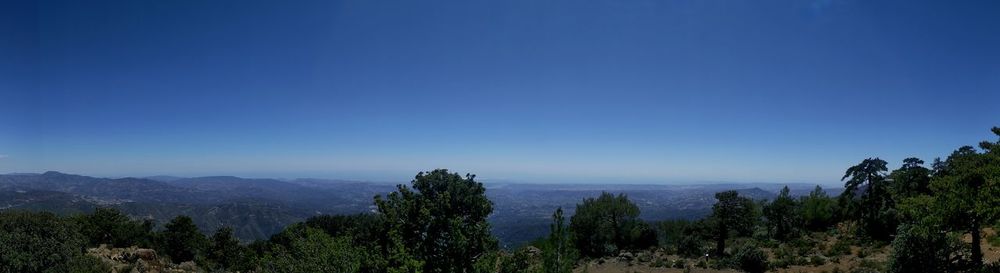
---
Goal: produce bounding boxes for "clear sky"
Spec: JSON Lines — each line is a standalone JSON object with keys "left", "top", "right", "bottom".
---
{"left": 1, "top": 0, "right": 998, "bottom": 184}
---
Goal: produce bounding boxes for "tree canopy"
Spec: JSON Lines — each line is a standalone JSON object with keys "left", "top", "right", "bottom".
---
{"left": 375, "top": 169, "right": 497, "bottom": 273}
{"left": 709, "top": 190, "right": 755, "bottom": 256}
{"left": 569, "top": 192, "right": 656, "bottom": 257}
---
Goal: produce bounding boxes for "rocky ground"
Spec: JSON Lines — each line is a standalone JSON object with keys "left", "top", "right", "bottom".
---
{"left": 86, "top": 245, "right": 202, "bottom": 273}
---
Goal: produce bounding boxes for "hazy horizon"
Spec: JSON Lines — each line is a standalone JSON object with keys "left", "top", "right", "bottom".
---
{"left": 3, "top": 0, "right": 998, "bottom": 184}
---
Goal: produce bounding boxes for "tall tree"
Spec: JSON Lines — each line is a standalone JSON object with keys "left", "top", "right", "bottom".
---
{"left": 543, "top": 207, "right": 576, "bottom": 273}
{"left": 709, "top": 191, "right": 755, "bottom": 256}
{"left": 839, "top": 157, "right": 897, "bottom": 240}
{"left": 799, "top": 186, "right": 837, "bottom": 231}
{"left": 208, "top": 226, "right": 247, "bottom": 271}
{"left": 929, "top": 128, "right": 1000, "bottom": 269}
{"left": 160, "top": 215, "right": 209, "bottom": 264}
{"left": 763, "top": 186, "right": 800, "bottom": 241}
{"left": 569, "top": 192, "right": 651, "bottom": 257}
{"left": 375, "top": 169, "right": 497, "bottom": 273}
{"left": 889, "top": 157, "right": 932, "bottom": 200}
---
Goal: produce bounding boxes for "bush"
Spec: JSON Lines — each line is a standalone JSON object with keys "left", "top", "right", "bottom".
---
{"left": 825, "top": 239, "right": 852, "bottom": 257}
{"left": 732, "top": 243, "right": 768, "bottom": 273}
{"left": 887, "top": 224, "right": 966, "bottom": 273}
{"left": 73, "top": 207, "right": 153, "bottom": 248}
{"left": 650, "top": 258, "right": 668, "bottom": 268}
{"left": 772, "top": 244, "right": 805, "bottom": 268}
{"left": 0, "top": 210, "right": 90, "bottom": 273}
{"left": 808, "top": 255, "right": 826, "bottom": 266}
{"left": 65, "top": 255, "right": 112, "bottom": 273}
{"left": 258, "top": 225, "right": 363, "bottom": 273}
{"left": 676, "top": 235, "right": 704, "bottom": 258}
{"left": 987, "top": 233, "right": 1000, "bottom": 247}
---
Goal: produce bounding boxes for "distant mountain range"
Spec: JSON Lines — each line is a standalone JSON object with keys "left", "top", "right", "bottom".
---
{"left": 0, "top": 171, "right": 837, "bottom": 247}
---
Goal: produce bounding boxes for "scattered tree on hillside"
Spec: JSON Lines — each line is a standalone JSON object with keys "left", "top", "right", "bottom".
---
{"left": 160, "top": 215, "right": 209, "bottom": 264}
{"left": 709, "top": 190, "right": 755, "bottom": 256}
{"left": 798, "top": 186, "right": 837, "bottom": 231}
{"left": 570, "top": 192, "right": 656, "bottom": 257}
{"left": 927, "top": 129, "right": 1000, "bottom": 269}
{"left": 375, "top": 169, "right": 497, "bottom": 273}
{"left": 542, "top": 207, "right": 577, "bottom": 273}
{"left": 207, "top": 226, "right": 248, "bottom": 271}
{"left": 839, "top": 157, "right": 897, "bottom": 240}
{"left": 763, "top": 186, "right": 800, "bottom": 241}
{"left": 889, "top": 157, "right": 932, "bottom": 200}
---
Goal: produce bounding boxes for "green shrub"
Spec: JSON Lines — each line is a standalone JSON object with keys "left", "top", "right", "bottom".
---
{"left": 887, "top": 224, "right": 965, "bottom": 273}
{"left": 987, "top": 233, "right": 1000, "bottom": 247}
{"left": 0, "top": 210, "right": 89, "bottom": 273}
{"left": 825, "top": 239, "right": 852, "bottom": 257}
{"left": 65, "top": 255, "right": 111, "bottom": 273}
{"left": 856, "top": 247, "right": 870, "bottom": 259}
{"left": 732, "top": 243, "right": 768, "bottom": 273}
{"left": 808, "top": 255, "right": 826, "bottom": 266}
{"left": 671, "top": 259, "right": 686, "bottom": 269}
{"left": 676, "top": 235, "right": 704, "bottom": 258}
{"left": 650, "top": 258, "right": 668, "bottom": 268}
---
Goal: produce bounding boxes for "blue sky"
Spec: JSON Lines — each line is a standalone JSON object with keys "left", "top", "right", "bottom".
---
{"left": 1, "top": 0, "right": 998, "bottom": 184}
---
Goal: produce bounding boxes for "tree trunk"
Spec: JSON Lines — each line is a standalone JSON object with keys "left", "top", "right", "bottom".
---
{"left": 971, "top": 217, "right": 983, "bottom": 269}
{"left": 715, "top": 223, "right": 726, "bottom": 257}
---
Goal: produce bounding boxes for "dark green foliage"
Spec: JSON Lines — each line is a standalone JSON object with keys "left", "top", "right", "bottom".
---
{"left": 498, "top": 247, "right": 538, "bottom": 273}
{"left": 709, "top": 190, "right": 755, "bottom": 256}
{"left": 825, "top": 239, "right": 852, "bottom": 257}
{"left": 799, "top": 186, "right": 837, "bottom": 231}
{"left": 839, "top": 158, "right": 898, "bottom": 241}
{"left": 73, "top": 207, "right": 154, "bottom": 248}
{"left": 64, "top": 255, "right": 112, "bottom": 273}
{"left": 763, "top": 186, "right": 800, "bottom": 241}
{"left": 304, "top": 213, "right": 384, "bottom": 243}
{"left": 675, "top": 235, "right": 704, "bottom": 258}
{"left": 542, "top": 208, "right": 577, "bottom": 273}
{"left": 569, "top": 192, "right": 656, "bottom": 257}
{"left": 304, "top": 213, "right": 388, "bottom": 273}
{"left": 207, "top": 226, "right": 249, "bottom": 271}
{"left": 258, "top": 224, "right": 363, "bottom": 273}
{"left": 889, "top": 158, "right": 932, "bottom": 200}
{"left": 926, "top": 128, "right": 1000, "bottom": 269}
{"left": 375, "top": 169, "right": 497, "bottom": 273}
{"left": 159, "top": 215, "right": 209, "bottom": 264}
{"left": 732, "top": 243, "right": 768, "bottom": 273}
{"left": 653, "top": 219, "right": 691, "bottom": 251}
{"left": 656, "top": 219, "right": 708, "bottom": 257}
{"left": 887, "top": 223, "right": 968, "bottom": 273}
{"left": 0, "top": 210, "right": 96, "bottom": 273}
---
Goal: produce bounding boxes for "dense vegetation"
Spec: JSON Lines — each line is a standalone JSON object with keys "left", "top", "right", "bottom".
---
{"left": 1, "top": 127, "right": 998, "bottom": 273}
